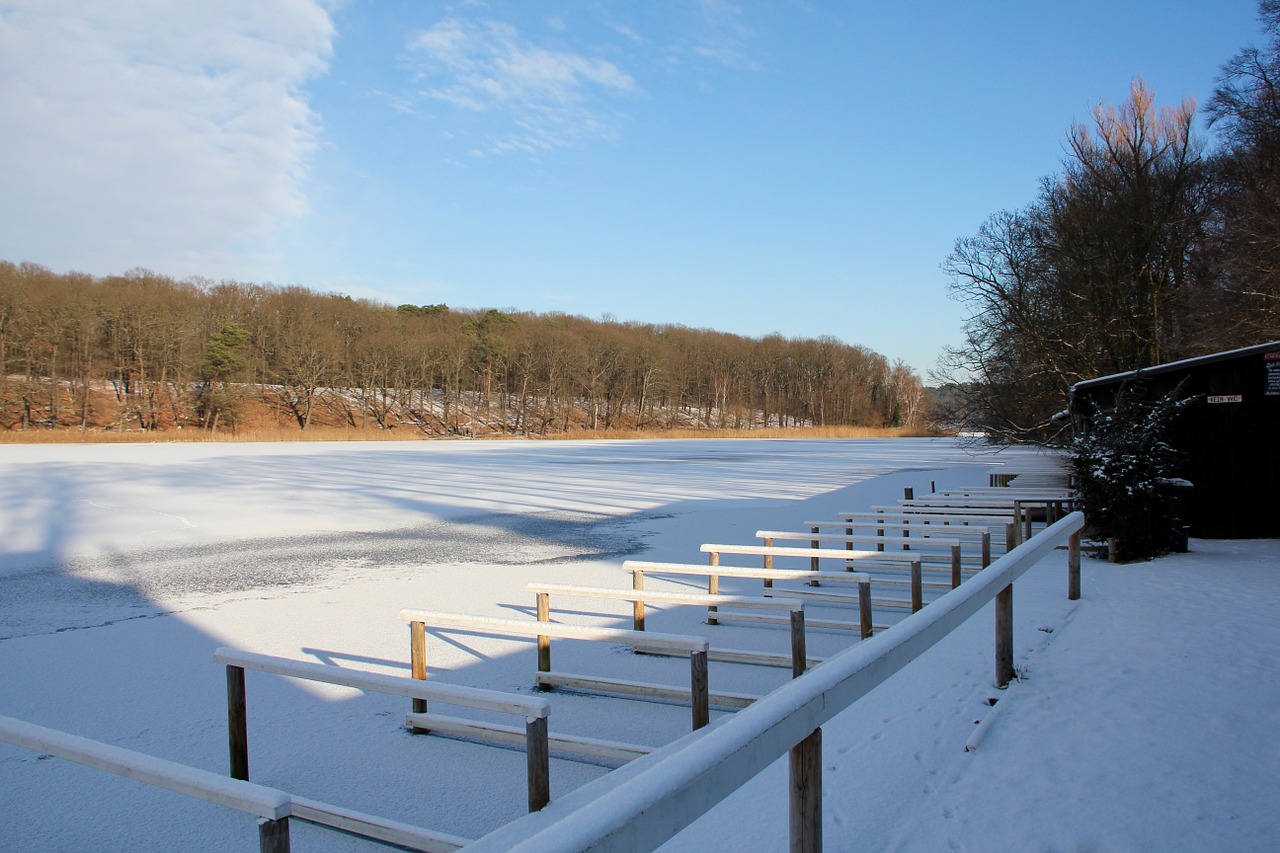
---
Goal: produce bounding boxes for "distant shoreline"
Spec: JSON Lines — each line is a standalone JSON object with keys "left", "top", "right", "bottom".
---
{"left": 0, "top": 424, "right": 944, "bottom": 445}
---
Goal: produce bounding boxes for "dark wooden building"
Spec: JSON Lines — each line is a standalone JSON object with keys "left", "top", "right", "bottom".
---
{"left": 1070, "top": 341, "right": 1280, "bottom": 539}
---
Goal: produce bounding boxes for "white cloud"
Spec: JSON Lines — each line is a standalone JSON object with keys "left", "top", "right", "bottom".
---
{"left": 0, "top": 0, "right": 335, "bottom": 276}
{"left": 405, "top": 17, "right": 637, "bottom": 155}
{"left": 692, "top": 0, "right": 757, "bottom": 71}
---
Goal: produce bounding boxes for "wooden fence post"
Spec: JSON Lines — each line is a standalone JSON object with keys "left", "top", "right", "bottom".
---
{"left": 950, "top": 545, "right": 962, "bottom": 589}
{"left": 1068, "top": 530, "right": 1081, "bottom": 601}
{"left": 632, "top": 570, "right": 645, "bottom": 631}
{"left": 258, "top": 816, "right": 291, "bottom": 853}
{"left": 1005, "top": 523, "right": 1017, "bottom": 553}
{"left": 707, "top": 552, "right": 721, "bottom": 621}
{"left": 995, "top": 584, "right": 1014, "bottom": 688}
{"left": 691, "top": 650, "right": 710, "bottom": 730}
{"left": 763, "top": 537, "right": 774, "bottom": 588}
{"left": 858, "top": 580, "right": 873, "bottom": 641}
{"left": 789, "top": 728, "right": 822, "bottom": 853}
{"left": 227, "top": 664, "right": 249, "bottom": 781}
{"left": 981, "top": 531, "right": 991, "bottom": 568}
{"left": 536, "top": 593, "right": 552, "bottom": 675}
{"left": 910, "top": 561, "right": 923, "bottom": 613}
{"left": 410, "top": 621, "right": 428, "bottom": 715}
{"left": 526, "top": 715, "right": 551, "bottom": 812}
{"left": 790, "top": 610, "right": 808, "bottom": 678}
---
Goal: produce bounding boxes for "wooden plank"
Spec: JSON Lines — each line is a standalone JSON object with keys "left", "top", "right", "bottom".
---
{"left": 631, "top": 642, "right": 825, "bottom": 670}
{"left": 756, "top": 530, "right": 963, "bottom": 548}
{"left": 857, "top": 509, "right": 1014, "bottom": 524}
{"left": 0, "top": 714, "right": 292, "bottom": 820}
{"left": 806, "top": 519, "right": 992, "bottom": 539}
{"left": 405, "top": 712, "right": 654, "bottom": 763}
{"left": 826, "top": 558, "right": 975, "bottom": 579}
{"left": 708, "top": 611, "right": 881, "bottom": 634}
{"left": 525, "top": 584, "right": 805, "bottom": 612}
{"left": 290, "top": 796, "right": 471, "bottom": 852}
{"left": 395, "top": 610, "right": 708, "bottom": 655}
{"left": 623, "top": 561, "right": 871, "bottom": 584}
{"left": 700, "top": 543, "right": 930, "bottom": 564}
{"left": 904, "top": 496, "right": 1044, "bottom": 509}
{"left": 762, "top": 588, "right": 921, "bottom": 610}
{"left": 215, "top": 648, "right": 549, "bottom": 718}
{"left": 534, "top": 672, "right": 760, "bottom": 709}
{"left": 404, "top": 706, "right": 655, "bottom": 758}
{"left": 937, "top": 488, "right": 1072, "bottom": 499}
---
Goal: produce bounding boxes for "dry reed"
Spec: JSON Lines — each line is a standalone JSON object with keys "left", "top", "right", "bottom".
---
{"left": 0, "top": 424, "right": 941, "bottom": 445}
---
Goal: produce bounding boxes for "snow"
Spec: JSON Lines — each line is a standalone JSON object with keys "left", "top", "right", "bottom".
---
{"left": 1, "top": 437, "right": 1276, "bottom": 852}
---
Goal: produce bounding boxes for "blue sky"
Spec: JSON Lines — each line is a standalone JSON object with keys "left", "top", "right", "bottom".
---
{"left": 0, "top": 1, "right": 1266, "bottom": 377}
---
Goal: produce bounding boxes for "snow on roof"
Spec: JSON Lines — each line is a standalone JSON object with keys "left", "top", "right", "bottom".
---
{"left": 1071, "top": 340, "right": 1280, "bottom": 392}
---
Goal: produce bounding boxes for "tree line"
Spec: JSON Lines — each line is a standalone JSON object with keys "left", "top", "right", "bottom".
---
{"left": 0, "top": 262, "right": 925, "bottom": 435}
{"left": 937, "top": 1, "right": 1280, "bottom": 441}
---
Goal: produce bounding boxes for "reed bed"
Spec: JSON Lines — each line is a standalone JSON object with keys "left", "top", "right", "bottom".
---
{"left": 0, "top": 424, "right": 941, "bottom": 445}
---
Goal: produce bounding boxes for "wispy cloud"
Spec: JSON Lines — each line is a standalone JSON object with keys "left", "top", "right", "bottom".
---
{"left": 691, "top": 0, "right": 757, "bottom": 70}
{"left": 0, "top": 0, "right": 335, "bottom": 276}
{"left": 404, "top": 17, "right": 638, "bottom": 155}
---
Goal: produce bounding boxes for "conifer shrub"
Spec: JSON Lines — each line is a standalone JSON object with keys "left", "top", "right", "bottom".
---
{"left": 1069, "top": 382, "right": 1190, "bottom": 562}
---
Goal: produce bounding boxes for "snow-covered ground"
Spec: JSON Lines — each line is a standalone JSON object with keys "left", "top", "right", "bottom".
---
{"left": 1, "top": 438, "right": 1276, "bottom": 851}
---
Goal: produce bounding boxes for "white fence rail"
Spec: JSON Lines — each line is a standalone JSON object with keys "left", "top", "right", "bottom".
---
{"left": 0, "top": 714, "right": 294, "bottom": 851}
{"left": 460, "top": 511, "right": 1085, "bottom": 853}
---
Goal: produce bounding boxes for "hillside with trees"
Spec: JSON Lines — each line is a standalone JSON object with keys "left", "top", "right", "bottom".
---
{"left": 0, "top": 262, "right": 926, "bottom": 436}
{"left": 936, "top": 1, "right": 1280, "bottom": 441}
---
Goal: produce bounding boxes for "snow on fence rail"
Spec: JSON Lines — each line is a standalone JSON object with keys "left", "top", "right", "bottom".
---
{"left": 524, "top": 583, "right": 818, "bottom": 673}
{"left": 460, "top": 511, "right": 1085, "bottom": 853}
{"left": 0, "top": 714, "right": 291, "bottom": 840}
{"left": 213, "top": 648, "right": 555, "bottom": 814}
{"left": 625, "top": 562, "right": 880, "bottom": 638}
{"left": 0, "top": 714, "right": 473, "bottom": 853}
{"left": 395, "top": 609, "right": 748, "bottom": 733}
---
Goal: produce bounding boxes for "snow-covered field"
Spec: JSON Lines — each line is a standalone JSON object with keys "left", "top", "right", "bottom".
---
{"left": 1, "top": 438, "right": 1276, "bottom": 851}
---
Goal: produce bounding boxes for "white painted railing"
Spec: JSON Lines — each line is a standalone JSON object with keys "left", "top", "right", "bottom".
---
{"left": 459, "top": 511, "right": 1085, "bottom": 853}
{"left": 0, "top": 714, "right": 295, "bottom": 851}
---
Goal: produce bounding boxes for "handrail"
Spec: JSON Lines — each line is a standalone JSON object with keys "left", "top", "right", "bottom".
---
{"left": 0, "top": 714, "right": 471, "bottom": 852}
{"left": 214, "top": 647, "right": 550, "bottom": 718}
{"left": 461, "top": 511, "right": 1086, "bottom": 853}
{"left": 0, "top": 714, "right": 290, "bottom": 820}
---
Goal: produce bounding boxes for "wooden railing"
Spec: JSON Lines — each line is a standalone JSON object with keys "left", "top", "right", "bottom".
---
{"left": 0, "top": 713, "right": 472, "bottom": 853}
{"left": 214, "top": 648, "right": 553, "bottom": 814}
{"left": 460, "top": 511, "right": 1085, "bottom": 853}
{"left": 396, "top": 609, "right": 744, "bottom": 732}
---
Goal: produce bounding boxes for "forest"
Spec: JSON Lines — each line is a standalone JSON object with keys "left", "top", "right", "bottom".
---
{"left": 0, "top": 262, "right": 926, "bottom": 436}
{"left": 937, "top": 2, "right": 1280, "bottom": 440}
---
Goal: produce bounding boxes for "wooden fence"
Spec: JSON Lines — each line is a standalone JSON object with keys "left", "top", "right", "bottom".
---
{"left": 0, "top": 712, "right": 472, "bottom": 853}
{"left": 459, "top": 511, "right": 1085, "bottom": 853}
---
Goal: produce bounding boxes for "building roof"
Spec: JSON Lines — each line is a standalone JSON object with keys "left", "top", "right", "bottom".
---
{"left": 1070, "top": 341, "right": 1280, "bottom": 392}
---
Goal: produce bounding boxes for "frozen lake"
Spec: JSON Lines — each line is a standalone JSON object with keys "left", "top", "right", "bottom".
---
{"left": 2, "top": 437, "right": 1275, "bottom": 852}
